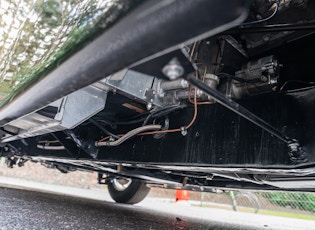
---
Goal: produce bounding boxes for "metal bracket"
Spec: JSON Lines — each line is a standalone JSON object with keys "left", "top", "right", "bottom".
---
{"left": 54, "top": 131, "right": 98, "bottom": 159}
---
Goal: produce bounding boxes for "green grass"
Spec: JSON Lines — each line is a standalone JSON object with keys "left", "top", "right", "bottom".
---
{"left": 257, "top": 209, "right": 315, "bottom": 221}
{"left": 193, "top": 203, "right": 315, "bottom": 221}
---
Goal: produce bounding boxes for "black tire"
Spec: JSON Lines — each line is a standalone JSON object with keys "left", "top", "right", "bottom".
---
{"left": 107, "top": 178, "right": 150, "bottom": 204}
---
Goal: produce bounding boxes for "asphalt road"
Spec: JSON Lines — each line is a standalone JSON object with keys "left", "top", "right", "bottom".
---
{"left": 0, "top": 178, "right": 314, "bottom": 230}
{"left": 0, "top": 186, "right": 236, "bottom": 230}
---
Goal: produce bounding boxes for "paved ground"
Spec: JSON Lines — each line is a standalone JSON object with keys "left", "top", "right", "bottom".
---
{"left": 0, "top": 186, "right": 209, "bottom": 230}
{"left": 0, "top": 177, "right": 314, "bottom": 230}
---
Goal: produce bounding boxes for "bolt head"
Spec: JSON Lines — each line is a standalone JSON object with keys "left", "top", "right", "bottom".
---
{"left": 180, "top": 127, "right": 187, "bottom": 136}
{"left": 146, "top": 103, "right": 153, "bottom": 110}
{"left": 162, "top": 58, "right": 184, "bottom": 80}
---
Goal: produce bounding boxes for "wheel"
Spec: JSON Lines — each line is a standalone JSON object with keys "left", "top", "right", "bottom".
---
{"left": 107, "top": 178, "right": 150, "bottom": 204}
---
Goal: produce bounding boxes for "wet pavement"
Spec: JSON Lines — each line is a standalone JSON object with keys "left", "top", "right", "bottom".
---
{"left": 0, "top": 178, "right": 314, "bottom": 230}
{"left": 0, "top": 187, "right": 235, "bottom": 230}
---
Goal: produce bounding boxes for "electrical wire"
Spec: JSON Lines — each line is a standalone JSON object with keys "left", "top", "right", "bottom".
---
{"left": 138, "top": 84, "right": 198, "bottom": 136}
{"left": 128, "top": 71, "right": 201, "bottom": 136}
{"left": 142, "top": 105, "right": 186, "bottom": 126}
{"left": 216, "top": 72, "right": 261, "bottom": 83}
{"left": 190, "top": 41, "right": 197, "bottom": 59}
{"left": 97, "top": 75, "right": 200, "bottom": 142}
{"left": 113, "top": 117, "right": 148, "bottom": 125}
{"left": 240, "top": 1, "right": 279, "bottom": 26}
{"left": 279, "top": 80, "right": 315, "bottom": 91}
{"left": 98, "top": 95, "right": 198, "bottom": 140}
{"left": 39, "top": 102, "right": 196, "bottom": 148}
{"left": 90, "top": 118, "right": 120, "bottom": 139}
{"left": 109, "top": 105, "right": 185, "bottom": 126}
{"left": 37, "top": 104, "right": 188, "bottom": 147}
{"left": 228, "top": 21, "right": 315, "bottom": 34}
{"left": 38, "top": 72, "right": 205, "bottom": 148}
{"left": 213, "top": 38, "right": 225, "bottom": 74}
{"left": 131, "top": 72, "right": 200, "bottom": 135}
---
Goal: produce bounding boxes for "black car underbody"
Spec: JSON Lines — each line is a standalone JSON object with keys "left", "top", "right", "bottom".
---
{"left": 2, "top": 0, "right": 315, "bottom": 194}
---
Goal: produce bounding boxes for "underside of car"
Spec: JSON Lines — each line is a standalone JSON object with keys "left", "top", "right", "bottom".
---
{"left": 2, "top": 0, "right": 315, "bottom": 203}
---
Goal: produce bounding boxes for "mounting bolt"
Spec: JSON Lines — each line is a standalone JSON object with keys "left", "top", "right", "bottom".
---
{"left": 288, "top": 140, "right": 299, "bottom": 153}
{"left": 180, "top": 127, "right": 187, "bottom": 136}
{"left": 260, "top": 75, "right": 268, "bottom": 82}
{"left": 263, "top": 34, "right": 270, "bottom": 42}
{"left": 288, "top": 140, "right": 308, "bottom": 163}
{"left": 162, "top": 58, "right": 184, "bottom": 80}
{"left": 146, "top": 102, "right": 153, "bottom": 110}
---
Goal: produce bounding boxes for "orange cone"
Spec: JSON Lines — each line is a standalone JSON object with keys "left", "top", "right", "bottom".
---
{"left": 175, "top": 189, "right": 190, "bottom": 202}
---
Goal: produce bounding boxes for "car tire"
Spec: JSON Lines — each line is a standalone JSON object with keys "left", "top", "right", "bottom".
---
{"left": 108, "top": 178, "right": 150, "bottom": 204}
